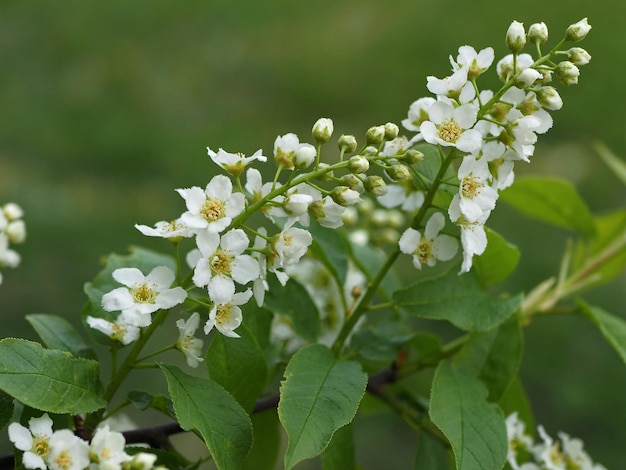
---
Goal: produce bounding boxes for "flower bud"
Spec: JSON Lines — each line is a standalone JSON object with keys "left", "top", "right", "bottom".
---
{"left": 555, "top": 61, "right": 580, "bottom": 85}
{"left": 566, "top": 18, "right": 591, "bottom": 42}
{"left": 312, "top": 118, "right": 334, "bottom": 144}
{"left": 315, "top": 162, "right": 334, "bottom": 181}
{"left": 506, "top": 21, "right": 526, "bottom": 52}
{"left": 340, "top": 174, "right": 365, "bottom": 192}
{"left": 6, "top": 220, "right": 26, "bottom": 244}
{"left": 384, "top": 122, "right": 399, "bottom": 140}
{"left": 348, "top": 155, "right": 370, "bottom": 174}
{"left": 3, "top": 203, "right": 23, "bottom": 221}
{"left": 338, "top": 134, "right": 358, "bottom": 153}
{"left": 294, "top": 144, "right": 317, "bottom": 169}
{"left": 371, "top": 208, "right": 388, "bottom": 227}
{"left": 331, "top": 186, "right": 362, "bottom": 206}
{"left": 342, "top": 206, "right": 358, "bottom": 225}
{"left": 566, "top": 47, "right": 591, "bottom": 66}
{"left": 362, "top": 145, "right": 379, "bottom": 156}
{"left": 366, "top": 125, "right": 386, "bottom": 145}
{"left": 528, "top": 22, "right": 548, "bottom": 44}
{"left": 386, "top": 164, "right": 411, "bottom": 181}
{"left": 535, "top": 86, "right": 563, "bottom": 110}
{"left": 514, "top": 68, "right": 542, "bottom": 88}
{"left": 404, "top": 149, "right": 424, "bottom": 165}
{"left": 283, "top": 193, "right": 313, "bottom": 216}
{"left": 364, "top": 175, "right": 388, "bottom": 197}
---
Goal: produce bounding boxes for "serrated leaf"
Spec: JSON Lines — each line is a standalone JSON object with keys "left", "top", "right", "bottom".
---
{"left": 0, "top": 338, "right": 105, "bottom": 414}
{"left": 430, "top": 361, "right": 507, "bottom": 470}
{"left": 264, "top": 276, "right": 320, "bottom": 342}
{"left": 500, "top": 176, "right": 595, "bottom": 238}
{"left": 26, "top": 313, "right": 97, "bottom": 360}
{"left": 473, "top": 228, "right": 520, "bottom": 287}
{"left": 454, "top": 319, "right": 523, "bottom": 401}
{"left": 414, "top": 429, "right": 451, "bottom": 470}
{"left": 278, "top": 344, "right": 367, "bottom": 469}
{"left": 321, "top": 422, "right": 355, "bottom": 470}
{"left": 0, "top": 389, "right": 14, "bottom": 429}
{"left": 207, "top": 322, "right": 268, "bottom": 412}
{"left": 160, "top": 364, "right": 253, "bottom": 470}
{"left": 393, "top": 267, "right": 523, "bottom": 332}
{"left": 243, "top": 411, "right": 281, "bottom": 470}
{"left": 127, "top": 390, "right": 174, "bottom": 418}
{"left": 308, "top": 219, "right": 349, "bottom": 287}
{"left": 579, "top": 300, "right": 626, "bottom": 365}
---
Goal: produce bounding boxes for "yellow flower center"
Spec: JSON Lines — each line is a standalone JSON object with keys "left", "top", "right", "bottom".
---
{"left": 418, "top": 239, "right": 433, "bottom": 264}
{"left": 32, "top": 436, "right": 49, "bottom": 457}
{"left": 438, "top": 120, "right": 462, "bottom": 142}
{"left": 461, "top": 175, "right": 483, "bottom": 199}
{"left": 53, "top": 450, "right": 73, "bottom": 470}
{"left": 131, "top": 284, "right": 156, "bottom": 304}
{"left": 210, "top": 250, "right": 232, "bottom": 276}
{"left": 200, "top": 198, "right": 225, "bottom": 222}
{"left": 215, "top": 304, "right": 233, "bottom": 326}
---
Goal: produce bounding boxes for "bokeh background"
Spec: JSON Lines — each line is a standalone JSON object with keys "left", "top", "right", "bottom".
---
{"left": 1, "top": 0, "right": 625, "bottom": 468}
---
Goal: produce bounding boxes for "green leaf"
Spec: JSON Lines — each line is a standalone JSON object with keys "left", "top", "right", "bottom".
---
{"left": 26, "top": 313, "right": 97, "bottom": 360}
{"left": 414, "top": 143, "right": 457, "bottom": 189}
{"left": 321, "top": 422, "right": 355, "bottom": 470}
{"left": 430, "top": 361, "right": 508, "bottom": 470}
{"left": 0, "top": 338, "right": 105, "bottom": 414}
{"left": 127, "top": 390, "right": 175, "bottom": 418}
{"left": 0, "top": 389, "right": 14, "bottom": 430}
{"left": 349, "top": 241, "right": 400, "bottom": 300}
{"left": 414, "top": 430, "right": 451, "bottom": 470}
{"left": 278, "top": 344, "right": 367, "bottom": 469}
{"left": 594, "top": 141, "right": 626, "bottom": 187}
{"left": 579, "top": 300, "right": 626, "bottom": 365}
{"left": 160, "top": 364, "right": 253, "bottom": 470}
{"left": 82, "top": 246, "right": 177, "bottom": 345}
{"left": 264, "top": 276, "right": 320, "bottom": 342}
{"left": 498, "top": 376, "right": 535, "bottom": 437}
{"left": 454, "top": 319, "right": 523, "bottom": 401}
{"left": 350, "top": 318, "right": 413, "bottom": 365}
{"left": 500, "top": 176, "right": 595, "bottom": 238}
{"left": 473, "top": 228, "right": 520, "bottom": 287}
{"left": 308, "top": 219, "right": 349, "bottom": 287}
{"left": 206, "top": 322, "right": 268, "bottom": 412}
{"left": 243, "top": 411, "right": 281, "bottom": 470}
{"left": 393, "top": 267, "right": 523, "bottom": 332}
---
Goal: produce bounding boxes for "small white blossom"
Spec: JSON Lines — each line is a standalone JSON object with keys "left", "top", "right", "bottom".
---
{"left": 177, "top": 175, "right": 246, "bottom": 233}
{"left": 497, "top": 53, "right": 534, "bottom": 82}
{"left": 272, "top": 220, "right": 313, "bottom": 269}
{"left": 377, "top": 183, "right": 425, "bottom": 213}
{"left": 505, "top": 412, "right": 535, "bottom": 470}
{"left": 274, "top": 133, "right": 314, "bottom": 170}
{"left": 101, "top": 266, "right": 187, "bottom": 327}
{"left": 449, "top": 195, "right": 488, "bottom": 273}
{"left": 176, "top": 312, "right": 205, "bottom": 367}
{"left": 528, "top": 22, "right": 549, "bottom": 44}
{"left": 402, "top": 97, "right": 435, "bottom": 132}
{"left": 8, "top": 414, "right": 54, "bottom": 470}
{"left": 420, "top": 101, "right": 483, "bottom": 154}
{"left": 205, "top": 290, "right": 253, "bottom": 338}
{"left": 399, "top": 213, "right": 458, "bottom": 269}
{"left": 450, "top": 46, "right": 495, "bottom": 79}
{"left": 47, "top": 430, "right": 90, "bottom": 470}
{"left": 457, "top": 155, "right": 499, "bottom": 222}
{"left": 86, "top": 316, "right": 140, "bottom": 345}
{"left": 309, "top": 196, "right": 345, "bottom": 229}
{"left": 426, "top": 67, "right": 469, "bottom": 99}
{"left": 3, "top": 202, "right": 24, "bottom": 220}
{"left": 89, "top": 425, "right": 129, "bottom": 467}
{"left": 135, "top": 218, "right": 193, "bottom": 240}
{"left": 207, "top": 147, "right": 266, "bottom": 176}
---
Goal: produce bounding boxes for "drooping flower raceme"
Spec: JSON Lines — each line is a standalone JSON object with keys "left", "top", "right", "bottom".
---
{"left": 101, "top": 266, "right": 187, "bottom": 327}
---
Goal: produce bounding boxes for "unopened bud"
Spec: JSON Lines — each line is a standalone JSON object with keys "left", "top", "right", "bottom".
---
{"left": 312, "top": 118, "right": 334, "bottom": 144}
{"left": 362, "top": 145, "right": 379, "bottom": 156}
{"left": 351, "top": 285, "right": 363, "bottom": 299}
{"left": 386, "top": 164, "right": 411, "bottom": 181}
{"left": 404, "top": 149, "right": 424, "bottom": 165}
{"left": 348, "top": 155, "right": 370, "bottom": 174}
{"left": 364, "top": 175, "right": 388, "bottom": 197}
{"left": 514, "top": 68, "right": 542, "bottom": 88}
{"left": 316, "top": 162, "right": 334, "bottom": 181}
{"left": 384, "top": 122, "right": 399, "bottom": 140}
{"left": 566, "top": 47, "right": 591, "bottom": 66}
{"left": 527, "top": 22, "right": 548, "bottom": 44}
{"left": 555, "top": 61, "right": 580, "bottom": 85}
{"left": 566, "top": 18, "right": 591, "bottom": 42}
{"left": 6, "top": 220, "right": 26, "bottom": 244}
{"left": 331, "top": 186, "right": 362, "bottom": 207}
{"left": 338, "top": 134, "right": 358, "bottom": 153}
{"left": 535, "top": 86, "right": 563, "bottom": 110}
{"left": 294, "top": 144, "right": 317, "bottom": 169}
{"left": 506, "top": 21, "right": 526, "bottom": 52}
{"left": 3, "top": 203, "right": 23, "bottom": 221}
{"left": 366, "top": 125, "right": 386, "bottom": 145}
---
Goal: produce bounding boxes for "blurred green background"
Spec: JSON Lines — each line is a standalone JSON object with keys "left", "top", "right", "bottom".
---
{"left": 1, "top": 0, "right": 625, "bottom": 467}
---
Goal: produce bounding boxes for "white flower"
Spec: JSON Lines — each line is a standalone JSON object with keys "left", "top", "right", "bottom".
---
{"left": 402, "top": 97, "right": 435, "bottom": 132}
{"left": 86, "top": 316, "right": 140, "bottom": 345}
{"left": 449, "top": 194, "right": 488, "bottom": 273}
{"left": 176, "top": 312, "right": 205, "bottom": 368}
{"left": 451, "top": 46, "right": 495, "bottom": 79}
{"left": 0, "top": 233, "right": 21, "bottom": 268}
{"left": 505, "top": 412, "right": 535, "bottom": 470}
{"left": 101, "top": 266, "right": 187, "bottom": 327}
{"left": 420, "top": 101, "right": 482, "bottom": 153}
{"left": 47, "top": 429, "right": 90, "bottom": 470}
{"left": 312, "top": 117, "right": 334, "bottom": 143}
{"left": 125, "top": 452, "right": 158, "bottom": 469}
{"left": 380, "top": 136, "right": 409, "bottom": 157}
{"left": 426, "top": 67, "right": 469, "bottom": 98}
{"left": 135, "top": 218, "right": 193, "bottom": 240}
{"left": 272, "top": 220, "right": 313, "bottom": 269}
{"left": 207, "top": 147, "right": 266, "bottom": 176}
{"left": 506, "top": 20, "right": 526, "bottom": 52}
{"left": 294, "top": 144, "right": 317, "bottom": 169}
{"left": 566, "top": 18, "right": 591, "bottom": 42}
{"left": 309, "top": 196, "right": 345, "bottom": 229}
{"left": 205, "top": 290, "right": 253, "bottom": 338}
{"left": 6, "top": 219, "right": 26, "bottom": 244}
{"left": 3, "top": 202, "right": 24, "bottom": 220}
{"left": 274, "top": 133, "right": 306, "bottom": 169}
{"left": 535, "top": 86, "right": 563, "bottom": 111}
{"left": 399, "top": 213, "right": 458, "bottom": 269}
{"left": 497, "top": 53, "right": 534, "bottom": 82}
{"left": 177, "top": 175, "right": 246, "bottom": 233}
{"left": 89, "top": 425, "right": 129, "bottom": 466}
{"left": 457, "top": 155, "right": 499, "bottom": 222}
{"left": 8, "top": 413, "right": 54, "bottom": 470}
{"left": 192, "top": 229, "right": 260, "bottom": 304}
{"left": 377, "top": 184, "right": 425, "bottom": 213}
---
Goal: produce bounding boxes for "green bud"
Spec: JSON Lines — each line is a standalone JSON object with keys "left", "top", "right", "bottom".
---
{"left": 555, "top": 61, "right": 580, "bottom": 85}
{"left": 566, "top": 18, "right": 591, "bottom": 42}
{"left": 566, "top": 47, "right": 591, "bottom": 66}
{"left": 386, "top": 164, "right": 411, "bottom": 181}
{"left": 404, "top": 149, "right": 424, "bottom": 165}
{"left": 316, "top": 162, "right": 334, "bottom": 181}
{"left": 312, "top": 118, "right": 334, "bottom": 143}
{"left": 384, "top": 122, "right": 399, "bottom": 140}
{"left": 338, "top": 134, "right": 358, "bottom": 153}
{"left": 362, "top": 145, "right": 379, "bottom": 156}
{"left": 348, "top": 155, "right": 370, "bottom": 174}
{"left": 366, "top": 125, "right": 386, "bottom": 145}
{"left": 364, "top": 175, "right": 387, "bottom": 197}
{"left": 505, "top": 20, "right": 526, "bottom": 52}
{"left": 527, "top": 22, "right": 548, "bottom": 44}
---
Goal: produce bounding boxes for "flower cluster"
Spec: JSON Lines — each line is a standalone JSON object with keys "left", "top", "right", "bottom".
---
{"left": 0, "top": 202, "right": 26, "bottom": 285}
{"left": 8, "top": 413, "right": 165, "bottom": 470}
{"left": 399, "top": 18, "right": 591, "bottom": 272}
{"left": 506, "top": 412, "right": 606, "bottom": 470}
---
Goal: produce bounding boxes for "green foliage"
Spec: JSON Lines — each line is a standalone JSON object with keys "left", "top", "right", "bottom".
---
{"left": 595, "top": 142, "right": 626, "bottom": 187}
{"left": 160, "top": 364, "right": 254, "bottom": 470}
{"left": 0, "top": 338, "right": 105, "bottom": 414}
{"left": 243, "top": 411, "right": 282, "bottom": 470}
{"left": 278, "top": 344, "right": 367, "bottom": 469}
{"left": 500, "top": 176, "right": 596, "bottom": 238}
{"left": 579, "top": 300, "right": 626, "bottom": 365}
{"left": 321, "top": 423, "right": 356, "bottom": 470}
{"left": 308, "top": 219, "right": 349, "bottom": 287}
{"left": 0, "top": 390, "right": 14, "bottom": 430}
{"left": 127, "top": 390, "right": 175, "bottom": 418}
{"left": 394, "top": 267, "right": 523, "bottom": 331}
{"left": 26, "top": 313, "right": 97, "bottom": 360}
{"left": 430, "top": 361, "right": 508, "bottom": 470}
{"left": 473, "top": 228, "right": 520, "bottom": 287}
{"left": 414, "top": 430, "right": 451, "bottom": 470}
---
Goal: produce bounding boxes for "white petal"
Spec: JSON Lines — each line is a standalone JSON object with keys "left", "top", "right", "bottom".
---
{"left": 220, "top": 229, "right": 250, "bottom": 255}
{"left": 102, "top": 288, "right": 135, "bottom": 312}
{"left": 433, "top": 235, "right": 459, "bottom": 261}
{"left": 192, "top": 258, "right": 213, "bottom": 288}
{"left": 146, "top": 266, "right": 176, "bottom": 289}
{"left": 112, "top": 268, "right": 145, "bottom": 287}
{"left": 208, "top": 276, "right": 236, "bottom": 304}
{"left": 205, "top": 175, "right": 233, "bottom": 199}
{"left": 399, "top": 228, "right": 420, "bottom": 254}
{"left": 177, "top": 186, "right": 206, "bottom": 213}
{"left": 424, "top": 213, "right": 445, "bottom": 240}
{"left": 195, "top": 231, "right": 220, "bottom": 257}
{"left": 8, "top": 423, "right": 32, "bottom": 451}
{"left": 231, "top": 255, "right": 261, "bottom": 284}
{"left": 156, "top": 287, "right": 188, "bottom": 309}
